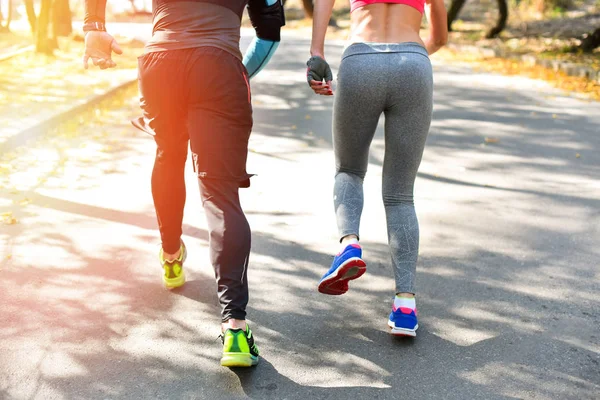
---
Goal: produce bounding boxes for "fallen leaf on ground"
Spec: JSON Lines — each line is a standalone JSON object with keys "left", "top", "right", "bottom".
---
{"left": 1, "top": 212, "right": 17, "bottom": 225}
{"left": 485, "top": 137, "right": 500, "bottom": 143}
{"left": 437, "top": 49, "right": 600, "bottom": 101}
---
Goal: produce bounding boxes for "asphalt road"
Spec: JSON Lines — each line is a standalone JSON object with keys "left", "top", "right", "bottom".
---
{"left": 1, "top": 36, "right": 599, "bottom": 399}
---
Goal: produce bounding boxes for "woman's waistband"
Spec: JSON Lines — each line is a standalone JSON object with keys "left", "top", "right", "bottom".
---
{"left": 341, "top": 42, "right": 429, "bottom": 60}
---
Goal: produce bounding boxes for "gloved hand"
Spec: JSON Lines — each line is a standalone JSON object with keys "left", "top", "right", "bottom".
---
{"left": 82, "top": 31, "right": 122, "bottom": 70}
{"left": 306, "top": 55, "right": 333, "bottom": 96}
{"left": 306, "top": 55, "right": 333, "bottom": 84}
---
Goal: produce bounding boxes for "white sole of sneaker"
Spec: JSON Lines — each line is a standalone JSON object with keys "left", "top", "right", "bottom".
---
{"left": 387, "top": 320, "right": 418, "bottom": 337}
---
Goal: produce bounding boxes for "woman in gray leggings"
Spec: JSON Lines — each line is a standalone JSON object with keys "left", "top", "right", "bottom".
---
{"left": 307, "top": 0, "right": 447, "bottom": 336}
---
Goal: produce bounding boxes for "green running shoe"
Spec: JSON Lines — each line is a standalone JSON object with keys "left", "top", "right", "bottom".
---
{"left": 220, "top": 325, "right": 260, "bottom": 367}
{"left": 159, "top": 241, "right": 187, "bottom": 289}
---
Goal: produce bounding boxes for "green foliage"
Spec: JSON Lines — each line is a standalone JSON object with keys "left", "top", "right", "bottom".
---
{"left": 551, "top": 0, "right": 573, "bottom": 9}
{"left": 548, "top": 5, "right": 568, "bottom": 16}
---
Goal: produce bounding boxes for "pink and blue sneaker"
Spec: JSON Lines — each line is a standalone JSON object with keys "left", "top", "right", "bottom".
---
{"left": 388, "top": 305, "right": 418, "bottom": 337}
{"left": 318, "top": 243, "right": 367, "bottom": 295}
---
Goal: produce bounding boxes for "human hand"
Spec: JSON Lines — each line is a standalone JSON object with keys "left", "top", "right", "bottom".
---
{"left": 82, "top": 31, "right": 123, "bottom": 70}
{"left": 306, "top": 55, "right": 333, "bottom": 96}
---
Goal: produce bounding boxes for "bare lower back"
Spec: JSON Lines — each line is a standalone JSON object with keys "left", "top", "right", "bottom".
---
{"left": 349, "top": 3, "right": 424, "bottom": 45}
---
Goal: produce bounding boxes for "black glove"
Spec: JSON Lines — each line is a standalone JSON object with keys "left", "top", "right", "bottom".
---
{"left": 306, "top": 55, "right": 333, "bottom": 85}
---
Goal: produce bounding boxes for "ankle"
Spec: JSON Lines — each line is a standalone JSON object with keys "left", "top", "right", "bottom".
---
{"left": 340, "top": 235, "right": 359, "bottom": 247}
{"left": 396, "top": 292, "right": 415, "bottom": 298}
{"left": 394, "top": 294, "right": 416, "bottom": 311}
{"left": 222, "top": 318, "right": 247, "bottom": 332}
{"left": 341, "top": 234, "right": 358, "bottom": 242}
{"left": 163, "top": 248, "right": 181, "bottom": 262}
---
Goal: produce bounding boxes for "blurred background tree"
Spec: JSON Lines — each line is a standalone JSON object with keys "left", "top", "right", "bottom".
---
{"left": 0, "top": 0, "right": 14, "bottom": 32}
{"left": 578, "top": 25, "right": 600, "bottom": 51}
{"left": 1, "top": 0, "right": 598, "bottom": 56}
{"left": 444, "top": 0, "right": 599, "bottom": 51}
{"left": 34, "top": 0, "right": 72, "bottom": 53}
{"left": 282, "top": 0, "right": 314, "bottom": 18}
{"left": 24, "top": 0, "right": 35, "bottom": 32}
{"left": 447, "top": 0, "right": 509, "bottom": 38}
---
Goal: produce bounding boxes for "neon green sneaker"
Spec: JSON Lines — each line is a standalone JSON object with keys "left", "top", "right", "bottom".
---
{"left": 159, "top": 241, "right": 187, "bottom": 289}
{"left": 220, "top": 325, "right": 260, "bottom": 367}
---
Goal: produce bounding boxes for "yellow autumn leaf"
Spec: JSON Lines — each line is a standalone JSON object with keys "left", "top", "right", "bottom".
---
{"left": 436, "top": 48, "right": 600, "bottom": 100}
{"left": 1, "top": 212, "right": 17, "bottom": 225}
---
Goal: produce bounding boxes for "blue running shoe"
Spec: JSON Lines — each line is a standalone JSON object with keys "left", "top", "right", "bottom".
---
{"left": 318, "top": 244, "right": 366, "bottom": 295}
{"left": 388, "top": 306, "right": 418, "bottom": 337}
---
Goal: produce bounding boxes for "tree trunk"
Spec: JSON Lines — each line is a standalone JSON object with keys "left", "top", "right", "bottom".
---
{"left": 0, "top": 0, "right": 13, "bottom": 32}
{"left": 579, "top": 27, "right": 600, "bottom": 53}
{"left": 302, "top": 0, "right": 313, "bottom": 18}
{"left": 52, "top": 0, "right": 72, "bottom": 37}
{"left": 25, "top": 0, "right": 37, "bottom": 33}
{"left": 49, "top": 0, "right": 59, "bottom": 50}
{"left": 447, "top": 0, "right": 468, "bottom": 32}
{"left": 36, "top": 0, "right": 55, "bottom": 54}
{"left": 485, "top": 0, "right": 508, "bottom": 38}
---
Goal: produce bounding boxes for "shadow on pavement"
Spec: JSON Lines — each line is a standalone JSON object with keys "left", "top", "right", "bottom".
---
{"left": 0, "top": 39, "right": 598, "bottom": 399}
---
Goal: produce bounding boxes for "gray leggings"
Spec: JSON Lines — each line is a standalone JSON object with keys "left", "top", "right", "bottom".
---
{"left": 332, "top": 42, "right": 433, "bottom": 294}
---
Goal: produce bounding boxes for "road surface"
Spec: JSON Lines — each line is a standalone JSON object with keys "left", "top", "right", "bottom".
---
{"left": 1, "top": 36, "right": 599, "bottom": 399}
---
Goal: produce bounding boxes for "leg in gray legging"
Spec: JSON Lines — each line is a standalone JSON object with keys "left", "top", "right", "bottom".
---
{"left": 381, "top": 51, "right": 433, "bottom": 294}
{"left": 332, "top": 43, "right": 433, "bottom": 294}
{"left": 382, "top": 94, "right": 432, "bottom": 294}
{"left": 332, "top": 52, "right": 384, "bottom": 241}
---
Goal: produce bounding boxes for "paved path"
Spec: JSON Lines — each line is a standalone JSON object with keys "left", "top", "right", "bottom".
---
{"left": 1, "top": 37, "right": 599, "bottom": 399}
